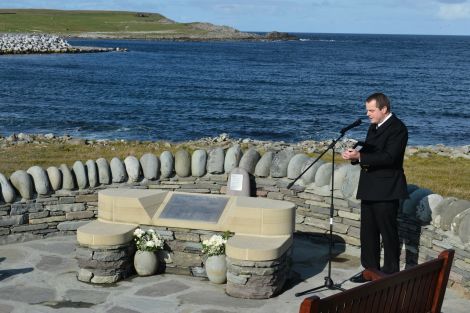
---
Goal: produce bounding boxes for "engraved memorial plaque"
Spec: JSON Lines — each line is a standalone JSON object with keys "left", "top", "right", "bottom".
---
{"left": 229, "top": 173, "right": 243, "bottom": 191}
{"left": 159, "top": 194, "right": 228, "bottom": 223}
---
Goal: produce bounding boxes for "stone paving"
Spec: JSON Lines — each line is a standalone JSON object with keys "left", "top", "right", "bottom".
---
{"left": 0, "top": 235, "right": 469, "bottom": 313}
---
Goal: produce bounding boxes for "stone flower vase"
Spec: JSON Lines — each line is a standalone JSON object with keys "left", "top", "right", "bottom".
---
{"left": 134, "top": 250, "right": 158, "bottom": 276}
{"left": 205, "top": 255, "right": 227, "bottom": 284}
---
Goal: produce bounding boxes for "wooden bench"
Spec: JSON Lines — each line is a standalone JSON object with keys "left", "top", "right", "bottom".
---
{"left": 299, "top": 249, "right": 454, "bottom": 313}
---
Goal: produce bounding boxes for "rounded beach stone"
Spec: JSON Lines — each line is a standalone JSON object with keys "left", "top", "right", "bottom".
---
{"left": 314, "top": 163, "right": 334, "bottom": 187}
{"left": 59, "top": 164, "right": 75, "bottom": 190}
{"left": 191, "top": 149, "right": 207, "bottom": 177}
{"left": 457, "top": 208, "right": 470, "bottom": 244}
{"left": 46, "top": 166, "right": 62, "bottom": 191}
{"left": 0, "top": 173, "right": 16, "bottom": 203}
{"left": 207, "top": 147, "right": 225, "bottom": 174}
{"left": 72, "top": 161, "right": 88, "bottom": 189}
{"left": 287, "top": 153, "right": 310, "bottom": 179}
{"left": 299, "top": 158, "right": 325, "bottom": 185}
{"left": 431, "top": 197, "right": 458, "bottom": 227}
{"left": 10, "top": 170, "right": 33, "bottom": 200}
{"left": 224, "top": 144, "right": 243, "bottom": 174}
{"left": 140, "top": 153, "right": 159, "bottom": 180}
{"left": 270, "top": 149, "right": 295, "bottom": 178}
{"left": 452, "top": 208, "right": 470, "bottom": 236}
{"left": 175, "top": 149, "right": 191, "bottom": 177}
{"left": 96, "top": 158, "right": 111, "bottom": 185}
{"left": 438, "top": 199, "right": 470, "bottom": 231}
{"left": 160, "top": 151, "right": 174, "bottom": 178}
{"left": 86, "top": 160, "right": 98, "bottom": 188}
{"left": 238, "top": 148, "right": 260, "bottom": 175}
{"left": 254, "top": 151, "right": 274, "bottom": 177}
{"left": 416, "top": 194, "right": 444, "bottom": 224}
{"left": 330, "top": 164, "right": 349, "bottom": 190}
{"left": 341, "top": 165, "right": 360, "bottom": 198}
{"left": 402, "top": 188, "right": 433, "bottom": 217}
{"left": 124, "top": 156, "right": 141, "bottom": 182}
{"left": 26, "top": 166, "right": 50, "bottom": 195}
{"left": 110, "top": 157, "right": 127, "bottom": 183}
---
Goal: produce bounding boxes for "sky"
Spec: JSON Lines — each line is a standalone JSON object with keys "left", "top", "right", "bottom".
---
{"left": 2, "top": 0, "right": 470, "bottom": 35}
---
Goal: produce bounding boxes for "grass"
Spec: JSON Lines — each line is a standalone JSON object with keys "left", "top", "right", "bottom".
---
{"left": 0, "top": 9, "right": 204, "bottom": 37}
{"left": 0, "top": 141, "right": 468, "bottom": 200}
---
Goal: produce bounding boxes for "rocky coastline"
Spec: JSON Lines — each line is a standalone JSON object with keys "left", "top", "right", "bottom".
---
{"left": 1, "top": 132, "right": 468, "bottom": 159}
{"left": 0, "top": 34, "right": 126, "bottom": 55}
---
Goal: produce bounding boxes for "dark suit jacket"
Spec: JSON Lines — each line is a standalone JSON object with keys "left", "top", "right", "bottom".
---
{"left": 355, "top": 114, "right": 409, "bottom": 201}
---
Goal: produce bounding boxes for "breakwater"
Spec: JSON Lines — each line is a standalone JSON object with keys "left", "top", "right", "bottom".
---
{"left": 0, "top": 139, "right": 469, "bottom": 296}
{"left": 0, "top": 33, "right": 125, "bottom": 54}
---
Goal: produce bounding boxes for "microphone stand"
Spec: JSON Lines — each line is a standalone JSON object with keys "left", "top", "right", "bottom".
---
{"left": 289, "top": 131, "right": 349, "bottom": 297}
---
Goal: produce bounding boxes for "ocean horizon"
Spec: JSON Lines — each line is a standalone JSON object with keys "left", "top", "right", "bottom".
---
{"left": 0, "top": 33, "right": 469, "bottom": 146}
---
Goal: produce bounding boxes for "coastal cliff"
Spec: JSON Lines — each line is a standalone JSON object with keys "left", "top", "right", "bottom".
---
{"left": 0, "top": 9, "right": 296, "bottom": 41}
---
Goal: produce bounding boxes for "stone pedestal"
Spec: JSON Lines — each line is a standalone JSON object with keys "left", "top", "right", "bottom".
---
{"left": 225, "top": 248, "right": 291, "bottom": 299}
{"left": 76, "top": 242, "right": 135, "bottom": 284}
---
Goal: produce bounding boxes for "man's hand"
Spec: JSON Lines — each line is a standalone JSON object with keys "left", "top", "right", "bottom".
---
{"left": 342, "top": 148, "right": 360, "bottom": 161}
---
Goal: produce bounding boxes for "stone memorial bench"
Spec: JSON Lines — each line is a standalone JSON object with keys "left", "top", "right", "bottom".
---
{"left": 76, "top": 188, "right": 295, "bottom": 298}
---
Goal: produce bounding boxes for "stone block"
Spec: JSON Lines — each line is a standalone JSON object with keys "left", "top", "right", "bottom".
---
{"left": 28, "top": 211, "right": 49, "bottom": 219}
{"left": 224, "top": 144, "right": 242, "bottom": 173}
{"left": 10, "top": 203, "right": 43, "bottom": 215}
{"left": 110, "top": 157, "right": 127, "bottom": 183}
{"left": 0, "top": 173, "right": 16, "bottom": 203}
{"left": 171, "top": 251, "right": 203, "bottom": 267}
{"left": 0, "top": 215, "right": 25, "bottom": 227}
{"left": 267, "top": 192, "right": 284, "bottom": 200}
{"left": 75, "top": 194, "right": 98, "bottom": 203}
{"left": 270, "top": 149, "right": 295, "bottom": 178}
{"left": 11, "top": 223, "right": 48, "bottom": 233}
{"left": 27, "top": 166, "right": 51, "bottom": 195}
{"left": 86, "top": 160, "right": 99, "bottom": 188}
{"left": 73, "top": 161, "right": 88, "bottom": 189}
{"left": 140, "top": 153, "right": 160, "bottom": 180}
{"left": 174, "top": 232, "right": 200, "bottom": 242}
{"left": 287, "top": 153, "right": 310, "bottom": 179}
{"left": 77, "top": 268, "right": 93, "bottom": 282}
{"left": 338, "top": 210, "right": 361, "bottom": 221}
{"left": 124, "top": 156, "right": 141, "bottom": 182}
{"left": 59, "top": 164, "right": 75, "bottom": 190}
{"left": 175, "top": 149, "right": 191, "bottom": 177}
{"left": 239, "top": 148, "right": 260, "bottom": 175}
{"left": 160, "top": 151, "right": 174, "bottom": 178}
{"left": 191, "top": 149, "right": 207, "bottom": 177}
{"left": 299, "top": 158, "right": 325, "bottom": 185}
{"left": 314, "top": 163, "right": 334, "bottom": 187}
{"left": 10, "top": 170, "right": 34, "bottom": 200}
{"left": 66, "top": 210, "right": 95, "bottom": 220}
{"left": 206, "top": 147, "right": 225, "bottom": 174}
{"left": 57, "top": 220, "right": 90, "bottom": 231}
{"left": 29, "top": 215, "right": 66, "bottom": 224}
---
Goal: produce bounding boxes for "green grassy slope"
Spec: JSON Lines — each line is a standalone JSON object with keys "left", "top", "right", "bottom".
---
{"left": 0, "top": 9, "right": 202, "bottom": 36}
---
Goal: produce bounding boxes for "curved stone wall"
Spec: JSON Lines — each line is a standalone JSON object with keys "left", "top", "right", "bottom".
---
{"left": 0, "top": 145, "right": 469, "bottom": 294}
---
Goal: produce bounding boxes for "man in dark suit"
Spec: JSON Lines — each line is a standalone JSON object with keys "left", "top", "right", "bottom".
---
{"left": 342, "top": 92, "right": 408, "bottom": 282}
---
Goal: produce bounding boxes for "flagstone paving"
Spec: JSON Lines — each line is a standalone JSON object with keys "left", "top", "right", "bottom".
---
{"left": 0, "top": 235, "right": 468, "bottom": 313}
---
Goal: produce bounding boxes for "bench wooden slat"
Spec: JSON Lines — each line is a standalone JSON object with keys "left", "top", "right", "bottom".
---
{"left": 299, "top": 249, "right": 454, "bottom": 313}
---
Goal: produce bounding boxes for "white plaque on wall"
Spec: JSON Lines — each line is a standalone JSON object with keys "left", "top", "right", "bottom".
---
{"left": 229, "top": 174, "right": 243, "bottom": 191}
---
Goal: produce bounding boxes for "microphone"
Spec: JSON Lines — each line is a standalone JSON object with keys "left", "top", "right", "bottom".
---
{"left": 340, "top": 118, "right": 362, "bottom": 134}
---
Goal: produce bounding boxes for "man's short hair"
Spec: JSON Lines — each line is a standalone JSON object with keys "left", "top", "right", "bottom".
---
{"left": 366, "top": 93, "right": 390, "bottom": 112}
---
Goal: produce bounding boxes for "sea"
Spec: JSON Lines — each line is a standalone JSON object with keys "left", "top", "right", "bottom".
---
{"left": 0, "top": 33, "right": 469, "bottom": 146}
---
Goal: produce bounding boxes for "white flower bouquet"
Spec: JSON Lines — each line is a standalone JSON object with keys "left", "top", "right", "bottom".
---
{"left": 202, "top": 234, "right": 228, "bottom": 256}
{"left": 133, "top": 228, "right": 164, "bottom": 252}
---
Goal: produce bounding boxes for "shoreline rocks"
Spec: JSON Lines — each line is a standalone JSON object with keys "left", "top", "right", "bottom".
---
{"left": 0, "top": 132, "right": 468, "bottom": 159}
{"left": 0, "top": 33, "right": 126, "bottom": 55}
